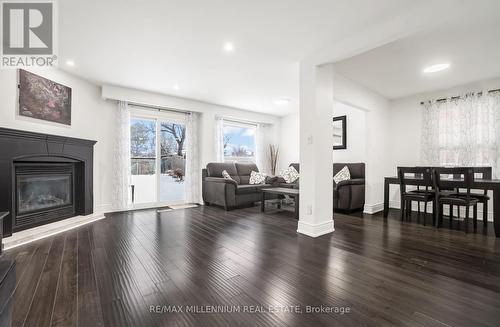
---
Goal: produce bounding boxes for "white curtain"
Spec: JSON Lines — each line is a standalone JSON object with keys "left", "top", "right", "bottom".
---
{"left": 215, "top": 116, "right": 225, "bottom": 162}
{"left": 255, "top": 123, "right": 267, "bottom": 173}
{"left": 112, "top": 101, "right": 131, "bottom": 210}
{"left": 421, "top": 92, "right": 500, "bottom": 177}
{"left": 185, "top": 112, "right": 201, "bottom": 203}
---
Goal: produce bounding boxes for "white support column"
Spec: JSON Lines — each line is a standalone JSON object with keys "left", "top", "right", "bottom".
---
{"left": 297, "top": 63, "right": 334, "bottom": 237}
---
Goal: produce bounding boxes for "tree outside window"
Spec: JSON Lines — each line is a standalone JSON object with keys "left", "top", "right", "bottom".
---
{"left": 223, "top": 123, "right": 256, "bottom": 163}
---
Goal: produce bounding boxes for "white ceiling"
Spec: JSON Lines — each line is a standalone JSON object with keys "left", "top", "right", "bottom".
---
{"left": 58, "top": 0, "right": 422, "bottom": 116}
{"left": 333, "top": 6, "right": 500, "bottom": 100}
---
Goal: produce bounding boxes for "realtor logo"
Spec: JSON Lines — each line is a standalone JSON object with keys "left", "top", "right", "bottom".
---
{"left": 1, "top": 0, "right": 57, "bottom": 68}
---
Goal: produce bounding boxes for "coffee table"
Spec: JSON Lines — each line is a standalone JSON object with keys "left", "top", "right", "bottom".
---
{"left": 261, "top": 188, "right": 300, "bottom": 219}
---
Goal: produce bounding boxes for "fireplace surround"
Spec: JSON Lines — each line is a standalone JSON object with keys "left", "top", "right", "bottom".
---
{"left": 0, "top": 127, "right": 96, "bottom": 236}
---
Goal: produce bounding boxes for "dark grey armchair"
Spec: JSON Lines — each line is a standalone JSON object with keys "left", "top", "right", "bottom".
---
{"left": 332, "top": 163, "right": 365, "bottom": 212}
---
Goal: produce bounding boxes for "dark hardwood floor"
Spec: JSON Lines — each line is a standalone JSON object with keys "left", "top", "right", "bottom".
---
{"left": 3, "top": 205, "right": 500, "bottom": 327}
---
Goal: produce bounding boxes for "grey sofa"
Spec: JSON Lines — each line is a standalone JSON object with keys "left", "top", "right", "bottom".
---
{"left": 202, "top": 162, "right": 279, "bottom": 210}
{"left": 289, "top": 162, "right": 365, "bottom": 212}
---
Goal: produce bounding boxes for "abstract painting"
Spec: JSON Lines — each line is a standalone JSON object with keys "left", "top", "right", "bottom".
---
{"left": 18, "top": 70, "right": 72, "bottom": 125}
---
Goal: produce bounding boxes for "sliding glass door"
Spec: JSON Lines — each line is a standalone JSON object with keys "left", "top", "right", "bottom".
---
{"left": 130, "top": 117, "right": 157, "bottom": 204}
{"left": 130, "top": 109, "right": 186, "bottom": 207}
{"left": 159, "top": 121, "right": 186, "bottom": 203}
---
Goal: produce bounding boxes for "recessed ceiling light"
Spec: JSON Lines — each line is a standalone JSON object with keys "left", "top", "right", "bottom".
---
{"left": 223, "top": 42, "right": 234, "bottom": 52}
{"left": 423, "top": 63, "right": 450, "bottom": 73}
{"left": 274, "top": 98, "right": 291, "bottom": 106}
{"left": 173, "top": 84, "right": 180, "bottom": 90}
{"left": 65, "top": 59, "right": 75, "bottom": 67}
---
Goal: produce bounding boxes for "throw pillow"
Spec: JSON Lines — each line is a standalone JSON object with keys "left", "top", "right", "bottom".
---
{"left": 281, "top": 166, "right": 299, "bottom": 184}
{"left": 221, "top": 170, "right": 235, "bottom": 182}
{"left": 249, "top": 171, "right": 266, "bottom": 185}
{"left": 334, "top": 165, "right": 351, "bottom": 184}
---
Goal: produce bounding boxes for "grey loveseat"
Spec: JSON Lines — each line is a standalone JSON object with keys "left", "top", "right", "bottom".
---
{"left": 289, "top": 162, "right": 365, "bottom": 212}
{"left": 202, "top": 162, "right": 279, "bottom": 210}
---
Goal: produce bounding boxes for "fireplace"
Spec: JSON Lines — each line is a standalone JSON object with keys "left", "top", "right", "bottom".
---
{"left": 0, "top": 127, "right": 96, "bottom": 236}
{"left": 14, "top": 163, "right": 76, "bottom": 230}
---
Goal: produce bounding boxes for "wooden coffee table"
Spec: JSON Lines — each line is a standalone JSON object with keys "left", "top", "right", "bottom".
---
{"left": 261, "top": 187, "right": 300, "bottom": 219}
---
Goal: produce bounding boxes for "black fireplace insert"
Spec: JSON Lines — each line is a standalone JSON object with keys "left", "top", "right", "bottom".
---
{"left": 14, "top": 163, "right": 76, "bottom": 230}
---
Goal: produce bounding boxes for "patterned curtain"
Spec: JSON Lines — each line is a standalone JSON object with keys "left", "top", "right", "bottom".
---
{"left": 255, "top": 123, "right": 268, "bottom": 173}
{"left": 215, "top": 116, "right": 224, "bottom": 162}
{"left": 421, "top": 92, "right": 500, "bottom": 177}
{"left": 185, "top": 112, "right": 200, "bottom": 203}
{"left": 112, "top": 101, "right": 131, "bottom": 210}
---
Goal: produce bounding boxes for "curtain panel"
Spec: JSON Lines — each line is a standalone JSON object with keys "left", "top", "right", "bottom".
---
{"left": 185, "top": 112, "right": 201, "bottom": 203}
{"left": 215, "top": 116, "right": 225, "bottom": 162}
{"left": 112, "top": 101, "right": 131, "bottom": 210}
{"left": 255, "top": 123, "right": 268, "bottom": 174}
{"left": 421, "top": 92, "right": 500, "bottom": 177}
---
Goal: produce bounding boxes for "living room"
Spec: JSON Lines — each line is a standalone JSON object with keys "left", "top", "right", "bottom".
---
{"left": 0, "top": 1, "right": 499, "bottom": 326}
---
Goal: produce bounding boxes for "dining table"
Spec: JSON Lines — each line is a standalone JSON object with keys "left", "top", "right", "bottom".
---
{"left": 383, "top": 176, "right": 500, "bottom": 238}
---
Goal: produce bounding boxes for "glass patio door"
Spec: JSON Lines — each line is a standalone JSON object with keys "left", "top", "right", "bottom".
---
{"left": 130, "top": 110, "right": 186, "bottom": 206}
{"left": 130, "top": 117, "right": 157, "bottom": 204}
{"left": 159, "top": 120, "right": 186, "bottom": 203}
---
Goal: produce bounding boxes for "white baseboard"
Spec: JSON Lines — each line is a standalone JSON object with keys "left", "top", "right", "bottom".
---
{"left": 95, "top": 203, "right": 113, "bottom": 213}
{"left": 363, "top": 203, "right": 384, "bottom": 214}
{"left": 297, "top": 220, "right": 335, "bottom": 237}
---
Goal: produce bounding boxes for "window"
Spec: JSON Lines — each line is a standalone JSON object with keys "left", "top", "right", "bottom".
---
{"left": 421, "top": 94, "right": 500, "bottom": 177}
{"left": 223, "top": 121, "right": 256, "bottom": 163}
{"left": 160, "top": 122, "right": 186, "bottom": 174}
{"left": 130, "top": 118, "right": 156, "bottom": 175}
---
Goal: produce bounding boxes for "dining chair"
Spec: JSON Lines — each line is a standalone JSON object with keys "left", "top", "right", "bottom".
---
{"left": 433, "top": 167, "right": 478, "bottom": 233}
{"left": 452, "top": 167, "right": 491, "bottom": 230}
{"left": 413, "top": 166, "right": 455, "bottom": 195}
{"left": 397, "top": 167, "right": 434, "bottom": 225}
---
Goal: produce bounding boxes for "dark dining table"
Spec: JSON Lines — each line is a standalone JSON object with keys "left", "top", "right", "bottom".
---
{"left": 383, "top": 176, "right": 500, "bottom": 238}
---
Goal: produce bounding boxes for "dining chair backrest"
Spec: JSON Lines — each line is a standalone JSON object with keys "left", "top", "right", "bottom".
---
{"left": 397, "top": 167, "right": 432, "bottom": 195}
{"left": 433, "top": 167, "right": 474, "bottom": 200}
{"left": 471, "top": 166, "right": 492, "bottom": 179}
{"left": 462, "top": 167, "right": 491, "bottom": 195}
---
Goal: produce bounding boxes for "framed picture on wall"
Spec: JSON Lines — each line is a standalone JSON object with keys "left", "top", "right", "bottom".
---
{"left": 333, "top": 115, "right": 346, "bottom": 150}
{"left": 18, "top": 69, "right": 72, "bottom": 125}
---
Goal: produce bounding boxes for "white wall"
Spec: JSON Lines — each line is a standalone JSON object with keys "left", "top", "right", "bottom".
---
{"left": 333, "top": 101, "right": 367, "bottom": 163}
{"left": 0, "top": 69, "right": 117, "bottom": 213}
{"left": 387, "top": 77, "right": 500, "bottom": 220}
{"left": 278, "top": 113, "right": 299, "bottom": 172}
{"left": 278, "top": 101, "right": 367, "bottom": 170}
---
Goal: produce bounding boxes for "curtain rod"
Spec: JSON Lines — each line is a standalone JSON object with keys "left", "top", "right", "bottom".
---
{"left": 219, "top": 117, "right": 261, "bottom": 127}
{"left": 129, "top": 103, "right": 267, "bottom": 126}
{"left": 128, "top": 102, "right": 191, "bottom": 115}
{"left": 420, "top": 88, "right": 500, "bottom": 105}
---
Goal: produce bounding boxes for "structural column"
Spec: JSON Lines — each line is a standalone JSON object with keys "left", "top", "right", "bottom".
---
{"left": 297, "top": 63, "right": 334, "bottom": 237}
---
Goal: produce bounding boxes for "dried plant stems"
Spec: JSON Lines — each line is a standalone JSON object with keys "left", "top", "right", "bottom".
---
{"left": 269, "top": 145, "right": 279, "bottom": 175}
